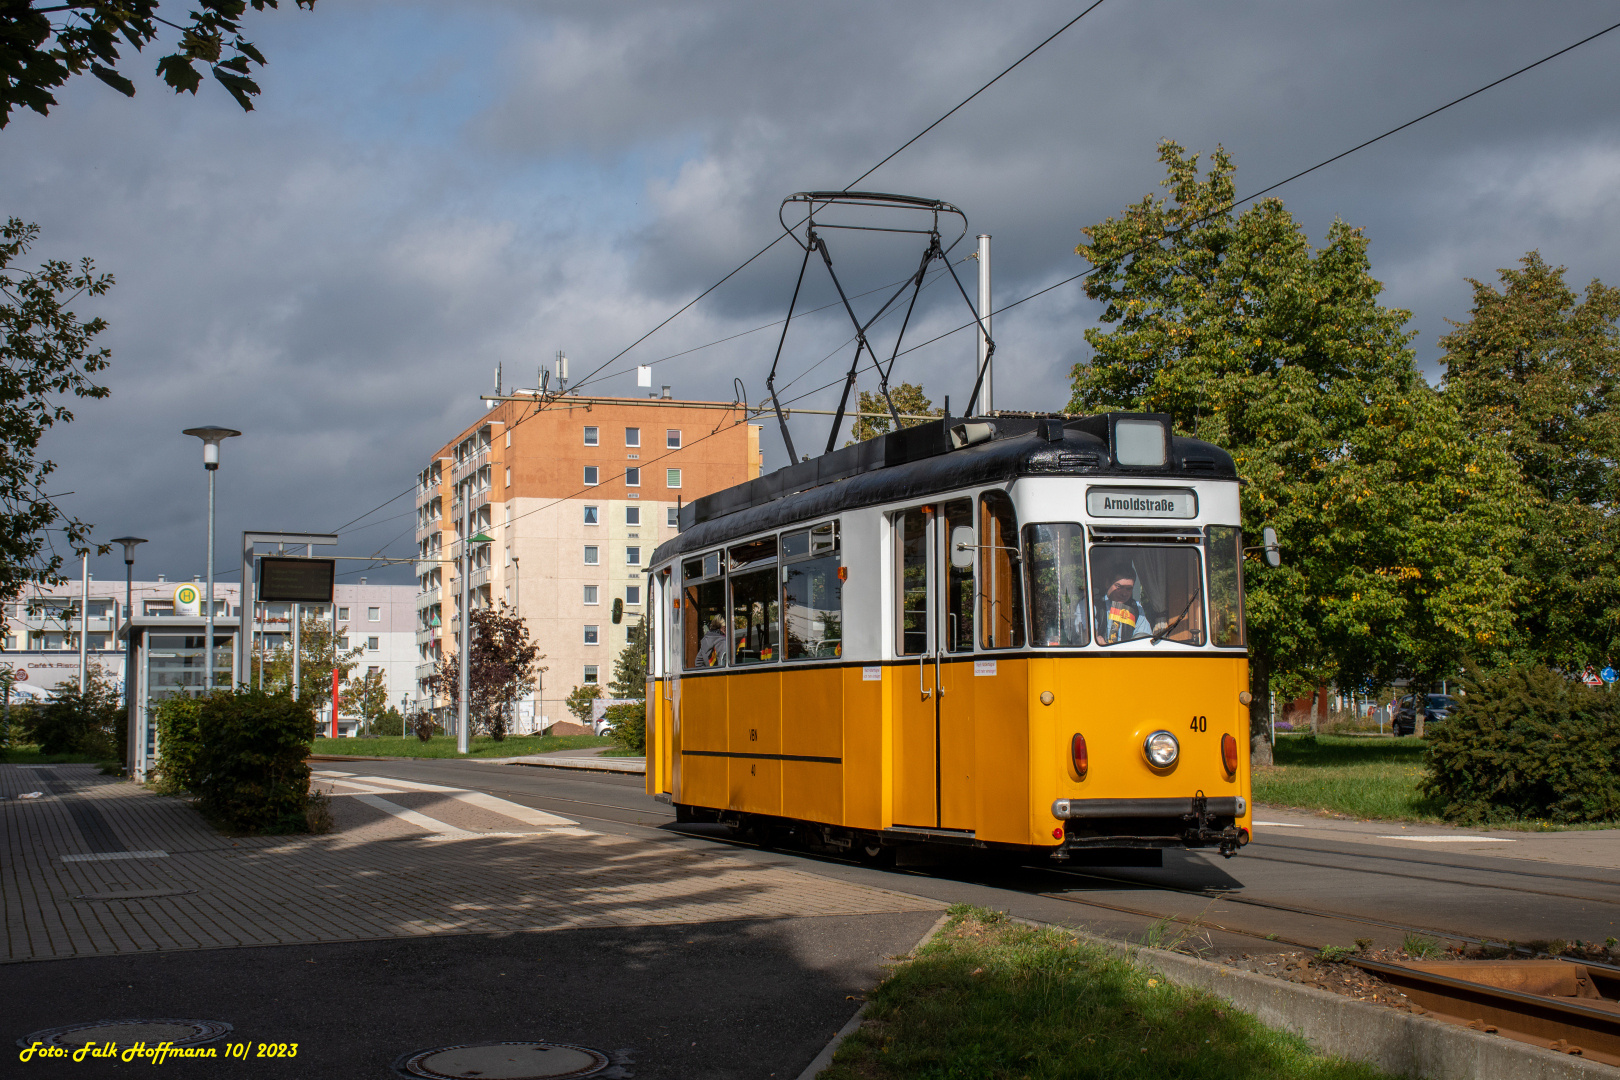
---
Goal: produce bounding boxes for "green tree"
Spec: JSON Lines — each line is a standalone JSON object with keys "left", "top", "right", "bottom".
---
{"left": 0, "top": 220, "right": 111, "bottom": 604}
{"left": 27, "top": 662, "right": 120, "bottom": 756}
{"left": 850, "top": 381, "right": 940, "bottom": 442}
{"left": 564, "top": 683, "right": 601, "bottom": 724}
{"left": 1070, "top": 141, "right": 1521, "bottom": 762}
{"left": 608, "top": 616, "right": 648, "bottom": 699}
{"left": 1, "top": 0, "right": 317, "bottom": 126}
{"left": 262, "top": 612, "right": 363, "bottom": 702}
{"left": 1439, "top": 253, "right": 1620, "bottom": 670}
{"left": 340, "top": 667, "right": 389, "bottom": 734}
{"left": 427, "top": 602, "right": 544, "bottom": 740}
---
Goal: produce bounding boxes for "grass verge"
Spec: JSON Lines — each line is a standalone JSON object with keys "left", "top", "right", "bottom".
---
{"left": 1252, "top": 734, "right": 1442, "bottom": 821}
{"left": 823, "top": 906, "right": 1391, "bottom": 1080}
{"left": 308, "top": 734, "right": 613, "bottom": 759}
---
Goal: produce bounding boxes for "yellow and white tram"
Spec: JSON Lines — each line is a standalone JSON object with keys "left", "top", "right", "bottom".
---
{"left": 644, "top": 411, "right": 1252, "bottom": 865}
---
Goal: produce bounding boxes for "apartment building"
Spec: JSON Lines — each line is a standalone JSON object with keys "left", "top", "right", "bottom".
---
{"left": 415, "top": 391, "right": 762, "bottom": 727}
{"left": 1, "top": 579, "right": 417, "bottom": 708}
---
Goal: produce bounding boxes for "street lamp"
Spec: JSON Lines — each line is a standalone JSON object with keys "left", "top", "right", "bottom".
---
{"left": 183, "top": 426, "right": 240, "bottom": 692}
{"left": 110, "top": 536, "right": 146, "bottom": 774}
{"left": 458, "top": 526, "right": 494, "bottom": 755}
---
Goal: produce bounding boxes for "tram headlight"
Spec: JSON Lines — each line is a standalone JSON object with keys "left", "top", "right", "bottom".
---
{"left": 1143, "top": 730, "right": 1179, "bottom": 768}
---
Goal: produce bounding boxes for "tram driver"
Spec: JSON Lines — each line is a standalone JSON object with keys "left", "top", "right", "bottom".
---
{"left": 1092, "top": 560, "right": 1152, "bottom": 645}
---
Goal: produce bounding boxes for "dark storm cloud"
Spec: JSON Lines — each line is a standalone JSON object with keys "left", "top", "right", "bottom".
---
{"left": 2, "top": 0, "right": 1617, "bottom": 582}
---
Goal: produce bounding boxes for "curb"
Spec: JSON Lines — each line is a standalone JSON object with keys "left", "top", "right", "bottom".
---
{"left": 495, "top": 757, "right": 646, "bottom": 775}
{"left": 1083, "top": 932, "right": 1611, "bottom": 1080}
{"left": 793, "top": 911, "right": 951, "bottom": 1080}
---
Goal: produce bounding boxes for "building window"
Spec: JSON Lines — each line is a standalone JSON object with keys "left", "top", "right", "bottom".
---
{"left": 3, "top": 635, "right": 12, "bottom": 650}
{"left": 584, "top": 585, "right": 599, "bottom": 605}
{"left": 668, "top": 507, "right": 680, "bottom": 529}
{"left": 584, "top": 466, "right": 599, "bottom": 486}
{"left": 339, "top": 636, "right": 350, "bottom": 650}
{"left": 626, "top": 546, "right": 641, "bottom": 566}
{"left": 666, "top": 468, "right": 681, "bottom": 488}
{"left": 583, "top": 665, "right": 599, "bottom": 685}
{"left": 584, "top": 625, "right": 599, "bottom": 645}
{"left": 584, "top": 546, "right": 599, "bottom": 565}
{"left": 337, "top": 607, "right": 349, "bottom": 621}
{"left": 505, "top": 466, "right": 511, "bottom": 488}
{"left": 368, "top": 607, "right": 381, "bottom": 621}
{"left": 625, "top": 506, "right": 640, "bottom": 526}
{"left": 625, "top": 467, "right": 640, "bottom": 487}
{"left": 625, "top": 427, "right": 640, "bottom": 447}
{"left": 367, "top": 636, "right": 379, "bottom": 651}
{"left": 583, "top": 426, "right": 599, "bottom": 446}
{"left": 626, "top": 585, "right": 641, "bottom": 606}
{"left": 584, "top": 505, "right": 598, "bottom": 524}
{"left": 667, "top": 429, "right": 681, "bottom": 449}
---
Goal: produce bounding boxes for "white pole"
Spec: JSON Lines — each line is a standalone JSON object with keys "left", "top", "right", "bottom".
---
{"left": 458, "top": 478, "right": 471, "bottom": 754}
{"left": 976, "top": 233, "right": 992, "bottom": 416}
{"left": 205, "top": 467, "right": 217, "bottom": 691}
{"left": 77, "top": 552, "right": 88, "bottom": 691}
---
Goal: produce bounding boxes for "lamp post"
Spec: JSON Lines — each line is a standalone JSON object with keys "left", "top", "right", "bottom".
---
{"left": 110, "top": 536, "right": 146, "bottom": 774}
{"left": 183, "top": 427, "right": 241, "bottom": 693}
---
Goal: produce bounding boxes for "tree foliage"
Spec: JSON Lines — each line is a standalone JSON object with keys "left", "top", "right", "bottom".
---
{"left": 0, "top": 0, "right": 316, "bottom": 126}
{"left": 27, "top": 662, "right": 119, "bottom": 756}
{"left": 0, "top": 219, "right": 111, "bottom": 604}
{"left": 261, "top": 611, "right": 363, "bottom": 703}
{"left": 850, "top": 381, "right": 940, "bottom": 442}
{"left": 340, "top": 666, "right": 389, "bottom": 734}
{"left": 564, "top": 683, "right": 600, "bottom": 724}
{"left": 608, "top": 615, "right": 648, "bottom": 700}
{"left": 1440, "top": 253, "right": 1620, "bottom": 670}
{"left": 1069, "top": 142, "right": 1521, "bottom": 757}
{"left": 427, "top": 602, "right": 544, "bottom": 740}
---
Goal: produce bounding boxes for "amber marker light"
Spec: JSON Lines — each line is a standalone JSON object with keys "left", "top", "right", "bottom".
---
{"left": 1071, "top": 733, "right": 1088, "bottom": 778}
{"left": 1221, "top": 733, "right": 1239, "bottom": 776}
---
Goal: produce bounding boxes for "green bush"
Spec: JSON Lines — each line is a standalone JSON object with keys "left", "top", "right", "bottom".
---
{"left": 604, "top": 700, "right": 646, "bottom": 754}
{"left": 28, "top": 669, "right": 121, "bottom": 757}
{"left": 369, "top": 706, "right": 405, "bottom": 737}
{"left": 151, "top": 694, "right": 204, "bottom": 794}
{"left": 1422, "top": 665, "right": 1620, "bottom": 824}
{"left": 190, "top": 689, "right": 317, "bottom": 833}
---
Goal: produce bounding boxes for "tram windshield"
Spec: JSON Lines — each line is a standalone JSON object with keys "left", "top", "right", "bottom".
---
{"left": 1090, "top": 544, "right": 1205, "bottom": 646}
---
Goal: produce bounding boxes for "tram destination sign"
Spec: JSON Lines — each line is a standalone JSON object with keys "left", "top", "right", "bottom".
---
{"left": 1086, "top": 487, "right": 1197, "bottom": 519}
{"left": 257, "top": 556, "right": 336, "bottom": 603}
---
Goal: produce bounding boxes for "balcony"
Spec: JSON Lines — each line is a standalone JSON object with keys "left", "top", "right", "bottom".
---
{"left": 415, "top": 587, "right": 440, "bottom": 609}
{"left": 451, "top": 448, "right": 489, "bottom": 482}
{"left": 469, "top": 566, "right": 491, "bottom": 590}
{"left": 22, "top": 615, "right": 114, "bottom": 633}
{"left": 415, "top": 627, "right": 439, "bottom": 646}
{"left": 415, "top": 661, "right": 438, "bottom": 681}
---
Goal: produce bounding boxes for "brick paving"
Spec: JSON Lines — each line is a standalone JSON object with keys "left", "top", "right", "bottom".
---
{"left": 1, "top": 764, "right": 940, "bottom": 963}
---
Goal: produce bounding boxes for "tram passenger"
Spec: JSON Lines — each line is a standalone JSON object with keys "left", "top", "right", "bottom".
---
{"left": 1093, "top": 564, "right": 1152, "bottom": 644}
{"left": 696, "top": 615, "right": 727, "bottom": 667}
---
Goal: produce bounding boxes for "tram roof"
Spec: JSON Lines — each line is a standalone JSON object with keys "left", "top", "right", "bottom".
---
{"left": 653, "top": 413, "right": 1236, "bottom": 565}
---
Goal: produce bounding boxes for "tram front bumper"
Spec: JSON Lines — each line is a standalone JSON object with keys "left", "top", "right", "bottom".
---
{"left": 1052, "top": 795, "right": 1250, "bottom": 858}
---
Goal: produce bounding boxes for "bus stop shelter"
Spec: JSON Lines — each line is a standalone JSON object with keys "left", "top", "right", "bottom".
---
{"left": 118, "top": 615, "right": 239, "bottom": 782}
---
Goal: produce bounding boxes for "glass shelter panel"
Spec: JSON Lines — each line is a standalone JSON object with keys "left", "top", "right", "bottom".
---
{"left": 1024, "top": 524, "right": 1088, "bottom": 647}
{"left": 1090, "top": 544, "right": 1205, "bottom": 645}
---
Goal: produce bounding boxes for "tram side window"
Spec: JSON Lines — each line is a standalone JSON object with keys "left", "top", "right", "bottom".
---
{"left": 784, "top": 522, "right": 842, "bottom": 660}
{"left": 1090, "top": 544, "right": 1206, "bottom": 646}
{"left": 896, "top": 508, "right": 929, "bottom": 655}
{"left": 1206, "top": 526, "right": 1245, "bottom": 648}
{"left": 683, "top": 554, "right": 727, "bottom": 669}
{"left": 1024, "top": 523, "right": 1087, "bottom": 647}
{"left": 728, "top": 537, "right": 779, "bottom": 664}
{"left": 979, "top": 491, "right": 1025, "bottom": 649}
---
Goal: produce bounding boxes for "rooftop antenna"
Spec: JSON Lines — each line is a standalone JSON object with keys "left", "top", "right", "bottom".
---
{"left": 555, "top": 351, "right": 569, "bottom": 394}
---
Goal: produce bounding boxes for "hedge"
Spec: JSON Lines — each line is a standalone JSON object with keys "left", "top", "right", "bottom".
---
{"left": 1421, "top": 665, "right": 1620, "bottom": 825}
{"left": 154, "top": 689, "right": 316, "bottom": 833}
{"left": 604, "top": 700, "right": 646, "bottom": 755}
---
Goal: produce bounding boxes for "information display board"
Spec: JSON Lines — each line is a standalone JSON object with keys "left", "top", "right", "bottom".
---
{"left": 257, "top": 556, "right": 336, "bottom": 603}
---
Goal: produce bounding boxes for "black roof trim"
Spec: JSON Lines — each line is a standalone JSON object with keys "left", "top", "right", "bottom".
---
{"left": 654, "top": 415, "right": 1235, "bottom": 566}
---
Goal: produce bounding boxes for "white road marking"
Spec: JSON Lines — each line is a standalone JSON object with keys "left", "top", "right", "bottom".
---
{"left": 1376, "top": 835, "right": 1516, "bottom": 843}
{"left": 351, "top": 794, "right": 474, "bottom": 837}
{"left": 1253, "top": 821, "right": 1304, "bottom": 827}
{"left": 345, "top": 775, "right": 576, "bottom": 826}
{"left": 62, "top": 851, "right": 168, "bottom": 863}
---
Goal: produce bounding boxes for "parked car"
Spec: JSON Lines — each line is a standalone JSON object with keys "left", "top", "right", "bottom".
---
{"left": 591, "top": 716, "right": 616, "bottom": 737}
{"left": 1393, "top": 693, "right": 1459, "bottom": 736}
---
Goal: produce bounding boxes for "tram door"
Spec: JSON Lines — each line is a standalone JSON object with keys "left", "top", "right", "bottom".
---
{"left": 893, "top": 500, "right": 978, "bottom": 830}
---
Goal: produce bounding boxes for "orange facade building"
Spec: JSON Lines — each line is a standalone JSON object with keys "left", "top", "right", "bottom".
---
{"left": 414, "top": 393, "right": 761, "bottom": 726}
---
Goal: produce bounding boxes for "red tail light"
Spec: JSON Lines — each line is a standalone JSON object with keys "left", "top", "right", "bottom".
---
{"left": 1071, "top": 733, "right": 1088, "bottom": 778}
{"left": 1221, "top": 733, "right": 1239, "bottom": 776}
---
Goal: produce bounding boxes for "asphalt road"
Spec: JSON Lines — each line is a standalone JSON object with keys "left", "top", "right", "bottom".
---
{"left": 337, "top": 757, "right": 1620, "bottom": 957}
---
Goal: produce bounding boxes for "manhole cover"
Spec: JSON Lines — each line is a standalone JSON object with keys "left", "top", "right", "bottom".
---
{"left": 18, "top": 1019, "right": 232, "bottom": 1050}
{"left": 394, "top": 1041, "right": 626, "bottom": 1079}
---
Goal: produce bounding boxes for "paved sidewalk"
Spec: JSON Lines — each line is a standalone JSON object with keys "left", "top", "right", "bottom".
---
{"left": 1, "top": 763, "right": 940, "bottom": 963}
{"left": 1253, "top": 803, "right": 1620, "bottom": 869}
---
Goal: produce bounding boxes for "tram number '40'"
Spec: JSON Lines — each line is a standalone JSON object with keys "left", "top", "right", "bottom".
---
{"left": 1189, "top": 715, "right": 1208, "bottom": 732}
